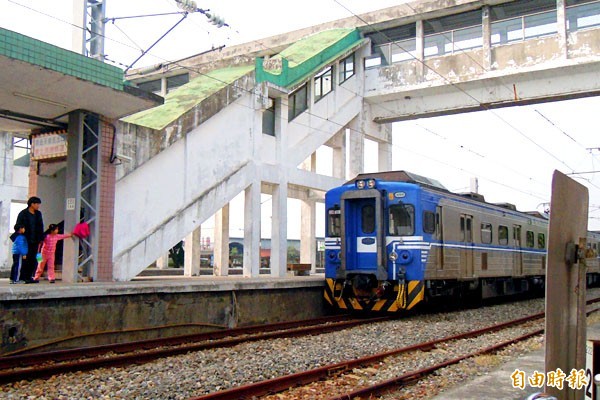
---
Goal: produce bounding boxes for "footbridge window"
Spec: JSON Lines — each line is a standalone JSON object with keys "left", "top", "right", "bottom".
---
{"left": 424, "top": 10, "right": 483, "bottom": 58}
{"left": 491, "top": 0, "right": 557, "bottom": 45}
{"left": 339, "top": 54, "right": 355, "bottom": 84}
{"left": 365, "top": 24, "right": 416, "bottom": 68}
{"left": 567, "top": 0, "right": 600, "bottom": 32}
{"left": 288, "top": 84, "right": 308, "bottom": 121}
{"left": 314, "top": 66, "right": 333, "bottom": 103}
{"left": 262, "top": 97, "right": 276, "bottom": 136}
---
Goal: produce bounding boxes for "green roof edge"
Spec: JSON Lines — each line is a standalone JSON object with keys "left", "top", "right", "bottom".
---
{"left": 255, "top": 29, "right": 363, "bottom": 88}
{"left": 0, "top": 27, "right": 126, "bottom": 91}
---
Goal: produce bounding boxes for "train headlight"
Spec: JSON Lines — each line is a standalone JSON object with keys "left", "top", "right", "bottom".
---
{"left": 367, "top": 179, "right": 376, "bottom": 189}
{"left": 356, "top": 180, "right": 366, "bottom": 189}
{"left": 389, "top": 251, "right": 398, "bottom": 261}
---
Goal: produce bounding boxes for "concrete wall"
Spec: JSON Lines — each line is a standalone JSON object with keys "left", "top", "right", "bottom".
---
{"left": 0, "top": 134, "right": 28, "bottom": 271}
{"left": 0, "top": 281, "right": 326, "bottom": 354}
{"left": 36, "top": 168, "right": 66, "bottom": 228}
{"left": 113, "top": 92, "right": 257, "bottom": 279}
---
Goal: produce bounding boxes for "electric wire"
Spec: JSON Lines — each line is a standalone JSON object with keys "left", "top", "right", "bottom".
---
{"left": 332, "top": 0, "right": 600, "bottom": 192}
{"left": 4, "top": 0, "right": 555, "bottom": 203}
{"left": 5, "top": 0, "right": 598, "bottom": 206}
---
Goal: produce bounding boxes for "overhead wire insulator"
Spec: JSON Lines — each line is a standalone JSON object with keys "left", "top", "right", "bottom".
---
{"left": 175, "top": 0, "right": 198, "bottom": 13}
{"left": 205, "top": 12, "right": 226, "bottom": 28}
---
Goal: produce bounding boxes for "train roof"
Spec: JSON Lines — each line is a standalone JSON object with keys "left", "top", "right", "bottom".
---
{"left": 347, "top": 170, "right": 448, "bottom": 192}
{"left": 345, "top": 170, "right": 549, "bottom": 220}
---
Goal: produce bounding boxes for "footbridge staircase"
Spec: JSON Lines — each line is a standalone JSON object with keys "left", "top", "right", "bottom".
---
{"left": 113, "top": 29, "right": 386, "bottom": 280}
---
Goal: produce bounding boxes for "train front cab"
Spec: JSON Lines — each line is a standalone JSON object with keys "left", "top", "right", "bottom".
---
{"left": 324, "top": 180, "right": 425, "bottom": 314}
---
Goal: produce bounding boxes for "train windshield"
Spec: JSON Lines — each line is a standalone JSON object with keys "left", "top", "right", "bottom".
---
{"left": 328, "top": 207, "right": 341, "bottom": 237}
{"left": 389, "top": 203, "right": 415, "bottom": 236}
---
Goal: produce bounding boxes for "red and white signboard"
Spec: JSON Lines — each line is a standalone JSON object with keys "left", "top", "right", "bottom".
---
{"left": 31, "top": 131, "right": 67, "bottom": 161}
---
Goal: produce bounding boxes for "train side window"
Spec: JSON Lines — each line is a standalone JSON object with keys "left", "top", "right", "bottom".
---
{"left": 481, "top": 223, "right": 492, "bottom": 244}
{"left": 460, "top": 216, "right": 465, "bottom": 241}
{"left": 423, "top": 211, "right": 435, "bottom": 234}
{"left": 466, "top": 217, "right": 472, "bottom": 242}
{"left": 362, "top": 205, "right": 375, "bottom": 234}
{"left": 526, "top": 231, "right": 535, "bottom": 247}
{"left": 327, "top": 207, "right": 341, "bottom": 237}
{"left": 389, "top": 204, "right": 415, "bottom": 236}
{"left": 498, "top": 225, "right": 508, "bottom": 245}
{"left": 538, "top": 233, "right": 546, "bottom": 249}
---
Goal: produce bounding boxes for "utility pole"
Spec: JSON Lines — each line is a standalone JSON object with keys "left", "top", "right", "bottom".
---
{"left": 72, "top": 0, "right": 106, "bottom": 60}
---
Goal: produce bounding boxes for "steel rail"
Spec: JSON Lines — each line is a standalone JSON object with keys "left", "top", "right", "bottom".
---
{"left": 0, "top": 315, "right": 352, "bottom": 368}
{"left": 329, "top": 304, "right": 600, "bottom": 400}
{"left": 190, "top": 312, "right": 546, "bottom": 400}
{"left": 327, "top": 329, "right": 544, "bottom": 400}
{"left": 0, "top": 315, "right": 389, "bottom": 384}
{"left": 191, "top": 299, "right": 600, "bottom": 400}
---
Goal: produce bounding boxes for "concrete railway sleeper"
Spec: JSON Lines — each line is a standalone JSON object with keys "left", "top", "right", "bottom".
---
{"left": 0, "top": 315, "right": 389, "bottom": 384}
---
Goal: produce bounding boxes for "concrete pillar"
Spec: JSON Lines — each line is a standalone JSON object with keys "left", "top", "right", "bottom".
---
{"left": 156, "top": 254, "right": 169, "bottom": 269}
{"left": 271, "top": 182, "right": 288, "bottom": 277}
{"left": 62, "top": 112, "right": 84, "bottom": 283}
{"left": 377, "top": 132, "right": 392, "bottom": 172}
{"left": 184, "top": 226, "right": 201, "bottom": 276}
{"left": 244, "top": 181, "right": 261, "bottom": 277}
{"left": 416, "top": 20, "right": 425, "bottom": 81}
{"left": 269, "top": 95, "right": 288, "bottom": 277}
{"left": 331, "top": 130, "right": 346, "bottom": 180}
{"left": 556, "top": 0, "right": 568, "bottom": 58}
{"left": 0, "top": 134, "right": 12, "bottom": 270}
{"left": 348, "top": 126, "right": 364, "bottom": 179}
{"left": 214, "top": 204, "right": 230, "bottom": 276}
{"left": 300, "top": 199, "right": 316, "bottom": 273}
{"left": 482, "top": 6, "right": 492, "bottom": 71}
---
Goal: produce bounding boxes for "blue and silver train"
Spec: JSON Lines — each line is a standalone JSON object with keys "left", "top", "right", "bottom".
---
{"left": 324, "top": 171, "right": 600, "bottom": 314}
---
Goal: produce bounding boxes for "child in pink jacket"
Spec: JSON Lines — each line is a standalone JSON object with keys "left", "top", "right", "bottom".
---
{"left": 33, "top": 224, "right": 72, "bottom": 283}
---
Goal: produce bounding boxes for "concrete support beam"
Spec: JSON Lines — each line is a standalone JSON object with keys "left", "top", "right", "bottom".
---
{"left": 348, "top": 118, "right": 364, "bottom": 179}
{"left": 482, "top": 6, "right": 492, "bottom": 71}
{"left": 377, "top": 126, "right": 393, "bottom": 172}
{"left": 62, "top": 112, "right": 83, "bottom": 283}
{"left": 300, "top": 199, "right": 316, "bottom": 273}
{"left": 269, "top": 93, "right": 289, "bottom": 278}
{"left": 368, "top": 61, "right": 600, "bottom": 123}
{"left": 244, "top": 181, "right": 261, "bottom": 277}
{"left": 271, "top": 182, "right": 288, "bottom": 277}
{"left": 214, "top": 204, "right": 230, "bottom": 276}
{"left": 184, "top": 226, "right": 201, "bottom": 276}
{"left": 557, "top": 0, "right": 568, "bottom": 58}
{"left": 331, "top": 130, "right": 346, "bottom": 179}
{"left": 416, "top": 20, "right": 424, "bottom": 80}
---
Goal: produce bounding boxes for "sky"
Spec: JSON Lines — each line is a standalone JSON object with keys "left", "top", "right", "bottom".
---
{"left": 2, "top": 0, "right": 599, "bottom": 238}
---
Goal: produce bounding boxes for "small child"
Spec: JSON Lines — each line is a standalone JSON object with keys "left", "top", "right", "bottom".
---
{"left": 9, "top": 224, "right": 28, "bottom": 284}
{"left": 33, "top": 224, "right": 72, "bottom": 283}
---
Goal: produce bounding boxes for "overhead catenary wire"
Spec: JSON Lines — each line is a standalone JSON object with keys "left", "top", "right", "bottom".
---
{"left": 331, "top": 0, "right": 600, "bottom": 192}
{"left": 5, "top": 1, "right": 596, "bottom": 209}
{"left": 4, "top": 0, "right": 555, "bottom": 204}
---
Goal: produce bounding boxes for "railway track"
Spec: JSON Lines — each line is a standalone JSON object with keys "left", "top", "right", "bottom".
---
{"left": 0, "top": 314, "right": 388, "bottom": 384}
{"left": 189, "top": 299, "right": 600, "bottom": 400}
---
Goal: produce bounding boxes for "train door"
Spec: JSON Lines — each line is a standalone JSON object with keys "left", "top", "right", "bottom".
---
{"left": 461, "top": 214, "right": 474, "bottom": 278}
{"left": 513, "top": 224, "right": 523, "bottom": 276}
{"left": 344, "top": 198, "right": 378, "bottom": 271}
{"left": 436, "top": 206, "right": 444, "bottom": 271}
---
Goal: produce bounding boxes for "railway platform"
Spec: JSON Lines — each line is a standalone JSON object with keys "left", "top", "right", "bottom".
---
{"left": 0, "top": 274, "right": 325, "bottom": 355}
{"left": 433, "top": 324, "right": 600, "bottom": 400}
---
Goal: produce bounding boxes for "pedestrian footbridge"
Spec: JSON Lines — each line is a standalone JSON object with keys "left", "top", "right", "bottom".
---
{"left": 115, "top": 0, "right": 600, "bottom": 280}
